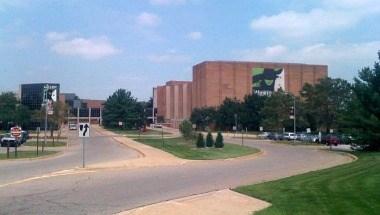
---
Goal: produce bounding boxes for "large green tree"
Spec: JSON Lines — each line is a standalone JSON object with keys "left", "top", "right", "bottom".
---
{"left": 190, "top": 107, "right": 217, "bottom": 131}
{"left": 260, "top": 90, "right": 293, "bottom": 132}
{"left": 0, "top": 92, "right": 31, "bottom": 130}
{"left": 102, "top": 89, "right": 144, "bottom": 129}
{"left": 240, "top": 94, "right": 267, "bottom": 131}
{"left": 215, "top": 98, "right": 243, "bottom": 131}
{"left": 301, "top": 78, "right": 352, "bottom": 133}
{"left": 343, "top": 52, "right": 380, "bottom": 150}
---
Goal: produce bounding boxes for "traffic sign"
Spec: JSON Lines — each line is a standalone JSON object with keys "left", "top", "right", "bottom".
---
{"left": 78, "top": 123, "right": 90, "bottom": 137}
{"left": 10, "top": 126, "right": 22, "bottom": 138}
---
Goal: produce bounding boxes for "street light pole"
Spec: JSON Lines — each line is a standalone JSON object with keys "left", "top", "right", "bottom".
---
{"left": 293, "top": 95, "right": 296, "bottom": 145}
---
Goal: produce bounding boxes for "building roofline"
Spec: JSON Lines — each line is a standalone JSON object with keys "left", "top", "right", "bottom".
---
{"left": 193, "top": 60, "right": 328, "bottom": 68}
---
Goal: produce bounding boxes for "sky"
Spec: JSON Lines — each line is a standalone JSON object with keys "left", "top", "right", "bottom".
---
{"left": 1, "top": 0, "right": 379, "bottom": 101}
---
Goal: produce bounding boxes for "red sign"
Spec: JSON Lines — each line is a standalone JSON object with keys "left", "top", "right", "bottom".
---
{"left": 10, "top": 127, "right": 22, "bottom": 138}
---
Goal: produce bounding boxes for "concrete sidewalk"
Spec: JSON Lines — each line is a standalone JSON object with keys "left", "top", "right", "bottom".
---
{"left": 87, "top": 126, "right": 191, "bottom": 170}
{"left": 117, "top": 189, "right": 270, "bottom": 215}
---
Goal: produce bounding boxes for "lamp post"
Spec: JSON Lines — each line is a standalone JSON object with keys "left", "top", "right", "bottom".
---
{"left": 293, "top": 95, "right": 296, "bottom": 145}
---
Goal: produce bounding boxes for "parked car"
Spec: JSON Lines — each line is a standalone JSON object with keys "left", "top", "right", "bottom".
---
{"left": 1, "top": 133, "right": 21, "bottom": 147}
{"left": 283, "top": 132, "right": 296, "bottom": 141}
{"left": 322, "top": 134, "right": 343, "bottom": 146}
{"left": 351, "top": 144, "right": 370, "bottom": 151}
{"left": 20, "top": 131, "right": 29, "bottom": 144}
{"left": 69, "top": 123, "right": 77, "bottom": 130}
{"left": 267, "top": 132, "right": 284, "bottom": 140}
{"left": 258, "top": 132, "right": 270, "bottom": 139}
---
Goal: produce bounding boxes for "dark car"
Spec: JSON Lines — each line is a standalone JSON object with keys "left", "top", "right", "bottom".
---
{"left": 322, "top": 134, "right": 343, "bottom": 146}
{"left": 267, "top": 132, "right": 284, "bottom": 140}
{"left": 20, "top": 131, "right": 29, "bottom": 144}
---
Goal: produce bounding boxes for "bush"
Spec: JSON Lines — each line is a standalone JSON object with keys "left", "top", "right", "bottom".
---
{"left": 206, "top": 132, "right": 214, "bottom": 147}
{"left": 215, "top": 131, "right": 224, "bottom": 148}
{"left": 196, "top": 133, "right": 205, "bottom": 148}
{"left": 179, "top": 120, "right": 193, "bottom": 139}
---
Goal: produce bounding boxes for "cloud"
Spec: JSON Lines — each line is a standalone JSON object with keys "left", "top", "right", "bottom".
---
{"left": 250, "top": 1, "right": 380, "bottom": 38}
{"left": 251, "top": 9, "right": 357, "bottom": 38}
{"left": 0, "top": 0, "right": 28, "bottom": 11}
{"left": 187, "top": 31, "right": 202, "bottom": 40}
{"left": 147, "top": 50, "right": 190, "bottom": 63}
{"left": 149, "top": 0, "right": 186, "bottom": 5}
{"left": 136, "top": 12, "right": 161, "bottom": 27}
{"left": 46, "top": 32, "right": 120, "bottom": 60}
{"left": 235, "top": 41, "right": 380, "bottom": 78}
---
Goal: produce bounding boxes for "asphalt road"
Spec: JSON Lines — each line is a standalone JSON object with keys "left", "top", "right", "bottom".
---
{"left": 0, "top": 128, "right": 140, "bottom": 185}
{"left": 0, "top": 132, "right": 352, "bottom": 215}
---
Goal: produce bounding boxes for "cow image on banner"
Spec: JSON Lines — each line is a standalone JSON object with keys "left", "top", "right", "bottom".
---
{"left": 252, "top": 68, "right": 285, "bottom": 96}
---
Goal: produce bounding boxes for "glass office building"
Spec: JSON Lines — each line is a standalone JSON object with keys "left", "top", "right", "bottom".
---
{"left": 20, "top": 83, "right": 60, "bottom": 110}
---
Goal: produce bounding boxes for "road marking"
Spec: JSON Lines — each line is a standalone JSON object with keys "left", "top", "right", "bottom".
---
{"left": 0, "top": 169, "right": 95, "bottom": 188}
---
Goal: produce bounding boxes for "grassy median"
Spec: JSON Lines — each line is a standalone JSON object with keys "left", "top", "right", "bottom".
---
{"left": 235, "top": 152, "right": 380, "bottom": 215}
{"left": 135, "top": 137, "right": 259, "bottom": 160}
{"left": 0, "top": 151, "right": 58, "bottom": 160}
{"left": 24, "top": 141, "right": 66, "bottom": 147}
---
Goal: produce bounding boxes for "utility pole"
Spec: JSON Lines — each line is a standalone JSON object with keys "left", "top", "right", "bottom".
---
{"left": 43, "top": 100, "right": 47, "bottom": 153}
{"left": 293, "top": 96, "right": 296, "bottom": 145}
{"left": 234, "top": 113, "right": 238, "bottom": 137}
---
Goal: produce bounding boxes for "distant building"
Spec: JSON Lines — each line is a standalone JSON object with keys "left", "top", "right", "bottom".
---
{"left": 59, "top": 93, "right": 105, "bottom": 124}
{"left": 154, "top": 61, "right": 328, "bottom": 128}
{"left": 20, "top": 83, "right": 60, "bottom": 110}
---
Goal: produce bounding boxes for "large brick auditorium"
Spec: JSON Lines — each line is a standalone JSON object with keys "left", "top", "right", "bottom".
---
{"left": 153, "top": 61, "right": 328, "bottom": 128}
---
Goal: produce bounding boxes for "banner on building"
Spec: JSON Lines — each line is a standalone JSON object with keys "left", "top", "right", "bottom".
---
{"left": 252, "top": 68, "right": 285, "bottom": 96}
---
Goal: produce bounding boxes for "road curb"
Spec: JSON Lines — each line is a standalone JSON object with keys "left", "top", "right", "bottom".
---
{"left": 0, "top": 150, "right": 64, "bottom": 162}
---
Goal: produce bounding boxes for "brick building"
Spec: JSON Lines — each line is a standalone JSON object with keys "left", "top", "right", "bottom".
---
{"left": 154, "top": 81, "right": 192, "bottom": 128}
{"left": 192, "top": 61, "right": 327, "bottom": 108}
{"left": 154, "top": 61, "right": 328, "bottom": 127}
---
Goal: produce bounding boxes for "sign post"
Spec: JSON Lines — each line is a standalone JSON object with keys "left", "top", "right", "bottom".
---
{"left": 36, "top": 127, "right": 40, "bottom": 156}
{"left": 11, "top": 126, "right": 22, "bottom": 158}
{"left": 78, "top": 123, "right": 90, "bottom": 168}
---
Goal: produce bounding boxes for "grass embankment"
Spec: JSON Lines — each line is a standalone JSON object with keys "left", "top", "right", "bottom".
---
{"left": 0, "top": 151, "right": 58, "bottom": 160}
{"left": 24, "top": 141, "right": 66, "bottom": 147}
{"left": 135, "top": 137, "right": 259, "bottom": 160}
{"left": 109, "top": 128, "right": 172, "bottom": 136}
{"left": 235, "top": 152, "right": 380, "bottom": 215}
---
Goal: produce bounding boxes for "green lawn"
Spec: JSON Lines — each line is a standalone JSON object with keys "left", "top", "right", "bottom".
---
{"left": 24, "top": 140, "right": 66, "bottom": 147}
{"left": 0, "top": 151, "right": 58, "bottom": 160}
{"left": 135, "top": 137, "right": 259, "bottom": 160}
{"left": 234, "top": 152, "right": 380, "bottom": 215}
{"left": 108, "top": 128, "right": 171, "bottom": 136}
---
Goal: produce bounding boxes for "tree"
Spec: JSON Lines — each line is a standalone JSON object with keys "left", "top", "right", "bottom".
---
{"left": 301, "top": 78, "right": 352, "bottom": 133}
{"left": 260, "top": 90, "right": 293, "bottom": 132}
{"left": 196, "top": 133, "right": 205, "bottom": 148}
{"left": 240, "top": 94, "right": 267, "bottom": 131}
{"left": 14, "top": 105, "right": 31, "bottom": 129}
{"left": 0, "top": 92, "right": 32, "bottom": 130}
{"left": 50, "top": 101, "right": 67, "bottom": 138}
{"left": 179, "top": 120, "right": 193, "bottom": 139}
{"left": 206, "top": 132, "right": 214, "bottom": 147}
{"left": 190, "top": 107, "right": 217, "bottom": 131}
{"left": 102, "top": 89, "right": 144, "bottom": 129}
{"left": 215, "top": 131, "right": 224, "bottom": 148}
{"left": 343, "top": 51, "right": 380, "bottom": 150}
{"left": 0, "top": 92, "right": 18, "bottom": 129}
{"left": 216, "top": 98, "right": 243, "bottom": 131}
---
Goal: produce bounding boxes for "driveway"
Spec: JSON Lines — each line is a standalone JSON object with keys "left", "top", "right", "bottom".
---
{"left": 0, "top": 127, "right": 140, "bottom": 184}
{"left": 0, "top": 129, "right": 353, "bottom": 215}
